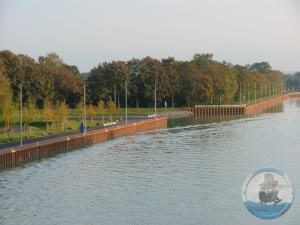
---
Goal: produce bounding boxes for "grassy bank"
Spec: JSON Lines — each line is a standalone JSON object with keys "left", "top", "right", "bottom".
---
{"left": 67, "top": 107, "right": 178, "bottom": 116}
{"left": 0, "top": 107, "right": 177, "bottom": 146}
{"left": 0, "top": 119, "right": 105, "bottom": 145}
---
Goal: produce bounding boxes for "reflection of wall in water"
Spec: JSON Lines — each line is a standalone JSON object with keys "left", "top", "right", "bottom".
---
{"left": 297, "top": 99, "right": 300, "bottom": 108}
{"left": 168, "top": 114, "right": 244, "bottom": 128}
{"left": 263, "top": 103, "right": 283, "bottom": 113}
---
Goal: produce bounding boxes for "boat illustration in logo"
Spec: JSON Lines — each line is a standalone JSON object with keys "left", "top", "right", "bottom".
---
{"left": 242, "top": 168, "right": 294, "bottom": 219}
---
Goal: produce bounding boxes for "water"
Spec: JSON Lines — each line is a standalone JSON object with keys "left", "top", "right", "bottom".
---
{"left": 1, "top": 99, "right": 300, "bottom": 225}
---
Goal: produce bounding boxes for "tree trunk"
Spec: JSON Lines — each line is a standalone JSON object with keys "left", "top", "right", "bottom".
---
{"left": 172, "top": 94, "right": 174, "bottom": 108}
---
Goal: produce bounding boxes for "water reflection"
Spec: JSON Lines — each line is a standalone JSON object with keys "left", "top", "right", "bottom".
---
{"left": 263, "top": 103, "right": 284, "bottom": 114}
{"left": 0, "top": 99, "right": 300, "bottom": 225}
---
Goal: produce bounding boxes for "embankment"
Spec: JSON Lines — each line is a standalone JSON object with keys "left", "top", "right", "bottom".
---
{"left": 244, "top": 94, "right": 289, "bottom": 114}
{"left": 181, "top": 92, "right": 300, "bottom": 116}
{"left": 245, "top": 92, "right": 300, "bottom": 114}
{"left": 0, "top": 117, "right": 167, "bottom": 169}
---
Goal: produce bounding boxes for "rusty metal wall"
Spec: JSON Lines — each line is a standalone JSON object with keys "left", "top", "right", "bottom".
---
{"left": 0, "top": 118, "right": 167, "bottom": 169}
{"left": 180, "top": 93, "right": 300, "bottom": 116}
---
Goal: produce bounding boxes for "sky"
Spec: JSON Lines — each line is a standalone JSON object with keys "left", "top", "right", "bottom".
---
{"left": 1, "top": 0, "right": 300, "bottom": 73}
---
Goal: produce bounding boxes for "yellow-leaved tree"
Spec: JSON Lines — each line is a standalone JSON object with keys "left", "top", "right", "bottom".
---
{"left": 23, "top": 99, "right": 37, "bottom": 138}
{"left": 97, "top": 99, "right": 105, "bottom": 122}
{"left": 87, "top": 104, "right": 96, "bottom": 121}
{"left": 43, "top": 100, "right": 54, "bottom": 132}
{"left": 106, "top": 97, "right": 115, "bottom": 122}
{"left": 55, "top": 101, "right": 68, "bottom": 131}
{"left": 0, "top": 74, "right": 14, "bottom": 135}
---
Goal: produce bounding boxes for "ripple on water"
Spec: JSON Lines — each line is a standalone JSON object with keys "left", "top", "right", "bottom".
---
{"left": 1, "top": 99, "right": 300, "bottom": 225}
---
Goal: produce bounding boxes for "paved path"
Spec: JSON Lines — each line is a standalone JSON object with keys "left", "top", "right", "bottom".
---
{"left": 0, "top": 116, "right": 146, "bottom": 150}
{"left": 0, "top": 110, "right": 191, "bottom": 150}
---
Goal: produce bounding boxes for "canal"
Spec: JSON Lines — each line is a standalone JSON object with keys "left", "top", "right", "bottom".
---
{"left": 0, "top": 99, "right": 300, "bottom": 225}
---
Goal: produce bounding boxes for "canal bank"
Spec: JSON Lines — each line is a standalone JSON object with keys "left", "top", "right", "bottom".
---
{"left": 0, "top": 117, "right": 167, "bottom": 169}
{"left": 181, "top": 92, "right": 300, "bottom": 116}
{"left": 1, "top": 99, "right": 300, "bottom": 225}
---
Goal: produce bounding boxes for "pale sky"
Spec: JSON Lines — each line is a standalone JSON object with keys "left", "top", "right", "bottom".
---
{"left": 1, "top": 0, "right": 300, "bottom": 72}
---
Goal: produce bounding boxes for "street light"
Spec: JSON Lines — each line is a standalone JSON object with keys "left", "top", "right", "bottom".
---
{"left": 248, "top": 83, "right": 250, "bottom": 105}
{"left": 239, "top": 82, "right": 242, "bottom": 105}
{"left": 154, "top": 82, "right": 157, "bottom": 117}
{"left": 19, "top": 81, "right": 38, "bottom": 146}
{"left": 260, "top": 81, "right": 263, "bottom": 101}
{"left": 254, "top": 82, "right": 257, "bottom": 103}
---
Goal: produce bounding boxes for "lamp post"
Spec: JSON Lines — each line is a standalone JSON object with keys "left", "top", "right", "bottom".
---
{"left": 154, "top": 82, "right": 157, "bottom": 117}
{"left": 20, "top": 83, "right": 22, "bottom": 146}
{"left": 248, "top": 83, "right": 250, "bottom": 105}
{"left": 83, "top": 82, "right": 86, "bottom": 134}
{"left": 239, "top": 82, "right": 242, "bottom": 105}
{"left": 125, "top": 82, "right": 128, "bottom": 124}
{"left": 260, "top": 81, "right": 263, "bottom": 101}
{"left": 254, "top": 82, "right": 257, "bottom": 103}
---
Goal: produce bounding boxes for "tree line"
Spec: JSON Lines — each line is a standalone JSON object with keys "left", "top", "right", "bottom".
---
{"left": 0, "top": 50, "right": 285, "bottom": 112}
{"left": 285, "top": 72, "right": 300, "bottom": 91}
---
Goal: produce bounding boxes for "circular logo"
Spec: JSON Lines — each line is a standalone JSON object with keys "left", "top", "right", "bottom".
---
{"left": 242, "top": 168, "right": 294, "bottom": 219}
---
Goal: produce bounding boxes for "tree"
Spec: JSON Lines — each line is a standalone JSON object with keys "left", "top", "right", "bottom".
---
{"left": 0, "top": 50, "right": 23, "bottom": 103}
{"left": 106, "top": 97, "right": 115, "bottom": 121}
{"left": 87, "top": 104, "right": 96, "bottom": 121}
{"left": 127, "top": 58, "right": 145, "bottom": 108}
{"left": 193, "top": 53, "right": 214, "bottom": 70}
{"left": 22, "top": 99, "right": 38, "bottom": 137}
{"left": 38, "top": 56, "right": 55, "bottom": 106}
{"left": 162, "top": 57, "right": 181, "bottom": 107}
{"left": 47, "top": 53, "right": 64, "bottom": 67}
{"left": 0, "top": 74, "right": 14, "bottom": 135}
{"left": 97, "top": 99, "right": 105, "bottom": 122}
{"left": 86, "top": 65, "right": 108, "bottom": 105}
{"left": 250, "top": 62, "right": 271, "bottom": 74}
{"left": 53, "top": 66, "right": 83, "bottom": 108}
{"left": 18, "top": 54, "right": 43, "bottom": 106}
{"left": 43, "top": 100, "right": 54, "bottom": 131}
{"left": 102, "top": 61, "right": 130, "bottom": 107}
{"left": 138, "top": 57, "right": 170, "bottom": 107}
{"left": 55, "top": 101, "right": 68, "bottom": 131}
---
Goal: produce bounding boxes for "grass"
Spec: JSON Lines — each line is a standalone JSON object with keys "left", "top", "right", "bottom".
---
{"left": 67, "top": 107, "right": 178, "bottom": 116}
{"left": 0, "top": 119, "right": 110, "bottom": 145}
{"left": 0, "top": 107, "right": 178, "bottom": 145}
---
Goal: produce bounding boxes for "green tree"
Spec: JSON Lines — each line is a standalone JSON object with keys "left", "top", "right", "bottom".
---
{"left": 250, "top": 62, "right": 271, "bottom": 74}
{"left": 162, "top": 57, "right": 181, "bottom": 107}
{"left": 55, "top": 101, "right": 68, "bottom": 131}
{"left": 0, "top": 74, "right": 14, "bottom": 135}
{"left": 0, "top": 50, "right": 23, "bottom": 103}
{"left": 53, "top": 66, "right": 83, "bottom": 108}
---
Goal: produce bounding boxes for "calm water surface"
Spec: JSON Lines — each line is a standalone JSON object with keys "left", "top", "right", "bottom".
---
{"left": 1, "top": 99, "right": 300, "bottom": 225}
